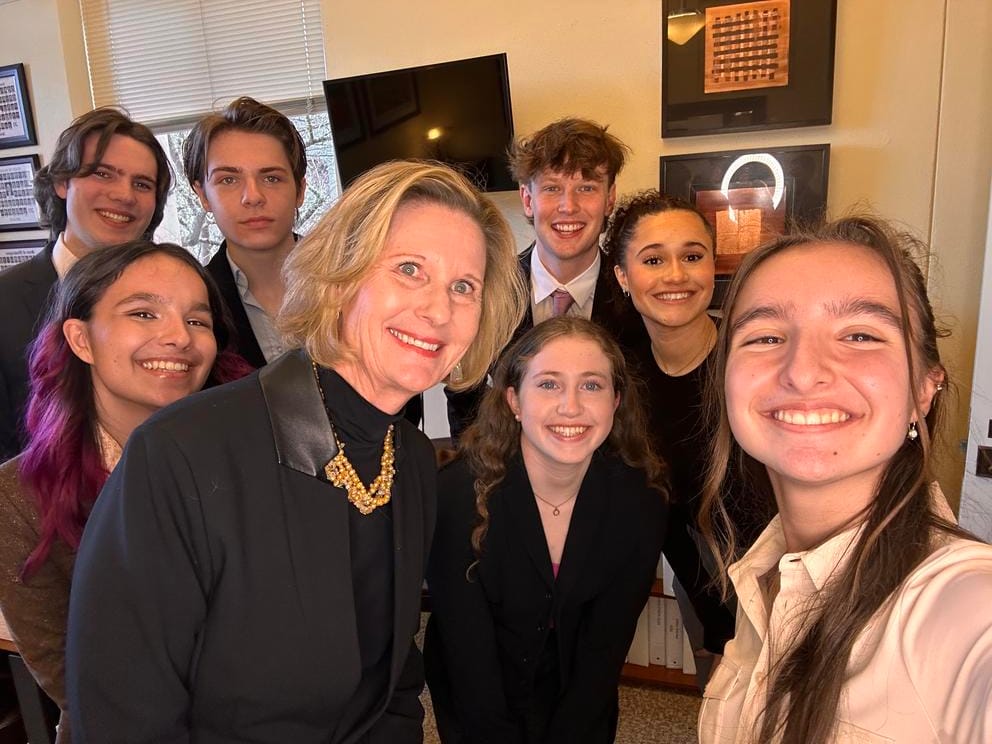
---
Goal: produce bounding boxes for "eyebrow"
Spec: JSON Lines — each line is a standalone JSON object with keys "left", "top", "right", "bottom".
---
{"left": 92, "top": 161, "right": 157, "bottom": 185}
{"left": 115, "top": 293, "right": 211, "bottom": 314}
{"left": 731, "top": 297, "right": 904, "bottom": 336}
{"left": 207, "top": 165, "right": 291, "bottom": 176}
{"left": 531, "top": 369, "right": 610, "bottom": 378}
{"left": 634, "top": 240, "right": 709, "bottom": 256}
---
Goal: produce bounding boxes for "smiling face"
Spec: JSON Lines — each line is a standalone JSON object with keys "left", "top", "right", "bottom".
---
{"left": 725, "top": 241, "right": 938, "bottom": 503}
{"left": 336, "top": 200, "right": 487, "bottom": 413}
{"left": 63, "top": 253, "right": 218, "bottom": 443}
{"left": 521, "top": 167, "right": 616, "bottom": 282}
{"left": 614, "top": 209, "right": 715, "bottom": 333}
{"left": 193, "top": 130, "right": 303, "bottom": 260}
{"left": 507, "top": 334, "right": 619, "bottom": 472}
{"left": 55, "top": 134, "right": 159, "bottom": 257}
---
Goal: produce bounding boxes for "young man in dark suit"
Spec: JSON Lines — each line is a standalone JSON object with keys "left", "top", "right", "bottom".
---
{"left": 0, "top": 109, "right": 170, "bottom": 460}
{"left": 445, "top": 117, "right": 635, "bottom": 441}
{"left": 182, "top": 97, "right": 307, "bottom": 369}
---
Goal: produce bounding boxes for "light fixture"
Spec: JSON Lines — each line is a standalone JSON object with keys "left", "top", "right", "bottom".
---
{"left": 667, "top": 1, "right": 705, "bottom": 46}
{"left": 426, "top": 127, "right": 443, "bottom": 141}
{"left": 720, "top": 153, "right": 785, "bottom": 223}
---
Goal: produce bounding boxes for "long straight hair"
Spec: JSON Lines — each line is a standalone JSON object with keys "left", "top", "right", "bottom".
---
{"left": 18, "top": 240, "right": 250, "bottom": 579}
{"left": 698, "top": 216, "right": 974, "bottom": 743}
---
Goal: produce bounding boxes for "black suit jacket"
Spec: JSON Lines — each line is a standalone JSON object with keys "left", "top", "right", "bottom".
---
{"left": 444, "top": 246, "right": 637, "bottom": 441}
{"left": 424, "top": 452, "right": 666, "bottom": 744}
{"left": 0, "top": 244, "right": 57, "bottom": 461}
{"left": 66, "top": 350, "right": 434, "bottom": 744}
{"left": 205, "top": 241, "right": 268, "bottom": 369}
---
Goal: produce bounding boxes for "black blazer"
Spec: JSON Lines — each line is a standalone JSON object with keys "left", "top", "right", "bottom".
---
{"left": 0, "top": 243, "right": 57, "bottom": 461}
{"left": 205, "top": 241, "right": 268, "bottom": 369}
{"left": 66, "top": 350, "right": 435, "bottom": 744}
{"left": 424, "top": 452, "right": 666, "bottom": 744}
{"left": 444, "top": 246, "right": 637, "bottom": 441}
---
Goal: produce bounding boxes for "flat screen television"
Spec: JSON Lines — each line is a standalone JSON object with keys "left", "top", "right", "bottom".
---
{"left": 323, "top": 53, "right": 515, "bottom": 192}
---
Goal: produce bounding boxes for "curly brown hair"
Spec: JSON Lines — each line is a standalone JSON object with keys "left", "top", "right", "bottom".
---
{"left": 507, "top": 117, "right": 630, "bottom": 186}
{"left": 460, "top": 316, "right": 667, "bottom": 556}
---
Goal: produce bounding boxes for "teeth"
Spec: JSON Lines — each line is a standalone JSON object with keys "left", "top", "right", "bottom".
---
{"left": 773, "top": 409, "right": 850, "bottom": 426}
{"left": 98, "top": 210, "right": 133, "bottom": 223}
{"left": 658, "top": 292, "right": 691, "bottom": 300}
{"left": 141, "top": 360, "right": 189, "bottom": 372}
{"left": 553, "top": 223, "right": 583, "bottom": 234}
{"left": 549, "top": 425, "right": 588, "bottom": 438}
{"left": 389, "top": 329, "right": 439, "bottom": 352}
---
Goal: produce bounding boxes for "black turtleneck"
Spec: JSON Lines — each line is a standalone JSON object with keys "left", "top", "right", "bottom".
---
{"left": 316, "top": 365, "right": 399, "bottom": 671}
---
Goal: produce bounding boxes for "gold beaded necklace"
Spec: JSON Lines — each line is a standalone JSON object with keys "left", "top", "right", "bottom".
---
{"left": 313, "top": 362, "right": 396, "bottom": 515}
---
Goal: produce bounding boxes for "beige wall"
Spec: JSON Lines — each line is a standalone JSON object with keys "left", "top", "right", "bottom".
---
{"left": 324, "top": 0, "right": 991, "bottom": 505}
{"left": 3, "top": 0, "right": 989, "bottom": 501}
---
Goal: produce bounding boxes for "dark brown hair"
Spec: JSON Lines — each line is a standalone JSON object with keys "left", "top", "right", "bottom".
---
{"left": 508, "top": 117, "right": 630, "bottom": 186}
{"left": 182, "top": 96, "right": 307, "bottom": 192}
{"left": 605, "top": 189, "right": 716, "bottom": 267}
{"left": 33, "top": 108, "right": 171, "bottom": 239}
{"left": 460, "top": 316, "right": 667, "bottom": 556}
{"left": 698, "top": 215, "right": 972, "bottom": 743}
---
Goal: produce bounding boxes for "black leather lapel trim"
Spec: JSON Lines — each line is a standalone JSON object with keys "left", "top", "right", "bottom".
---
{"left": 258, "top": 349, "right": 337, "bottom": 477}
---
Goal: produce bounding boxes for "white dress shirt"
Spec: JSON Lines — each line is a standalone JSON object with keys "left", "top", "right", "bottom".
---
{"left": 699, "top": 496, "right": 992, "bottom": 743}
{"left": 529, "top": 247, "right": 600, "bottom": 324}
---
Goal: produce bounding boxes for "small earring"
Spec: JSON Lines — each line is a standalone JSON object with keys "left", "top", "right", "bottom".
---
{"left": 514, "top": 413, "right": 521, "bottom": 422}
{"left": 935, "top": 383, "right": 945, "bottom": 392}
{"left": 622, "top": 287, "right": 630, "bottom": 298}
{"left": 449, "top": 361, "right": 464, "bottom": 384}
{"left": 907, "top": 421, "right": 919, "bottom": 441}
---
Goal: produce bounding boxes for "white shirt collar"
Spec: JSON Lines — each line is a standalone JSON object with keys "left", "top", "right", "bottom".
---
{"left": 529, "top": 246, "right": 601, "bottom": 311}
{"left": 52, "top": 233, "right": 81, "bottom": 279}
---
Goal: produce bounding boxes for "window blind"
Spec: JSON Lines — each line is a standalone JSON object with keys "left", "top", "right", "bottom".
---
{"left": 79, "top": 0, "right": 325, "bottom": 127}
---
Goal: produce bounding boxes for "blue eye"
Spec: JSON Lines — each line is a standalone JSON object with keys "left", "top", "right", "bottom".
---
{"left": 537, "top": 379, "right": 558, "bottom": 390}
{"left": 451, "top": 279, "right": 474, "bottom": 295}
{"left": 581, "top": 381, "right": 603, "bottom": 391}
{"left": 398, "top": 262, "right": 419, "bottom": 277}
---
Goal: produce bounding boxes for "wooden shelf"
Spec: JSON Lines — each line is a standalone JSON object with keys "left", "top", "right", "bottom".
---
{"left": 620, "top": 579, "right": 700, "bottom": 693}
{"left": 621, "top": 662, "right": 699, "bottom": 692}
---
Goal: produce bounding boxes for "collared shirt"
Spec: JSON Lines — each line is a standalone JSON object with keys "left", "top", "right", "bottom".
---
{"left": 226, "top": 252, "right": 286, "bottom": 363}
{"left": 51, "top": 233, "right": 80, "bottom": 279}
{"left": 699, "top": 494, "right": 992, "bottom": 744}
{"left": 529, "top": 247, "right": 600, "bottom": 324}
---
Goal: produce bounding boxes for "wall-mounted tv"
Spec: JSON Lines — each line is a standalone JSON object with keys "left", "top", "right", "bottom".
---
{"left": 323, "top": 53, "right": 515, "bottom": 192}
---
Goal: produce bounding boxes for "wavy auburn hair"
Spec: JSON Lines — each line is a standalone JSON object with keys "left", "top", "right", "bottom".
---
{"left": 460, "top": 316, "right": 667, "bottom": 556}
{"left": 18, "top": 240, "right": 251, "bottom": 579}
{"left": 698, "top": 215, "right": 974, "bottom": 744}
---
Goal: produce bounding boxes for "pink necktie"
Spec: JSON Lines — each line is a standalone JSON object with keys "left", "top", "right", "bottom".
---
{"left": 551, "top": 288, "right": 574, "bottom": 318}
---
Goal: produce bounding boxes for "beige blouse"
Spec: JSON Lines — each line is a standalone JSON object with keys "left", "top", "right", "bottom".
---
{"left": 699, "top": 510, "right": 992, "bottom": 743}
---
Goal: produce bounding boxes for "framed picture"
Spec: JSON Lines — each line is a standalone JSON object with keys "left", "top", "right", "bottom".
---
{"left": 0, "top": 63, "right": 38, "bottom": 149}
{"left": 660, "top": 143, "right": 829, "bottom": 304}
{"left": 0, "top": 238, "right": 46, "bottom": 273}
{"left": 661, "top": 0, "right": 837, "bottom": 137}
{"left": 0, "top": 154, "right": 43, "bottom": 231}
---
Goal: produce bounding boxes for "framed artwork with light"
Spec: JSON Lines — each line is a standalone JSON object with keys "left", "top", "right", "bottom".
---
{"left": 660, "top": 143, "right": 829, "bottom": 305}
{"left": 661, "top": 0, "right": 837, "bottom": 137}
{"left": 0, "top": 63, "right": 37, "bottom": 149}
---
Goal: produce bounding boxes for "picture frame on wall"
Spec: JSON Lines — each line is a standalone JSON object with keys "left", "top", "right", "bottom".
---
{"left": 0, "top": 63, "right": 38, "bottom": 149}
{"left": 0, "top": 238, "right": 47, "bottom": 273}
{"left": 661, "top": 0, "right": 837, "bottom": 138}
{"left": 660, "top": 143, "right": 829, "bottom": 304}
{"left": 0, "top": 154, "right": 43, "bottom": 231}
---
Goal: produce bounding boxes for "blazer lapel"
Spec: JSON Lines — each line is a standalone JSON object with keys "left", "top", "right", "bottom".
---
{"left": 553, "top": 452, "right": 611, "bottom": 600}
{"left": 502, "top": 456, "right": 555, "bottom": 587}
{"left": 17, "top": 245, "right": 58, "bottom": 323}
{"left": 258, "top": 349, "right": 338, "bottom": 476}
